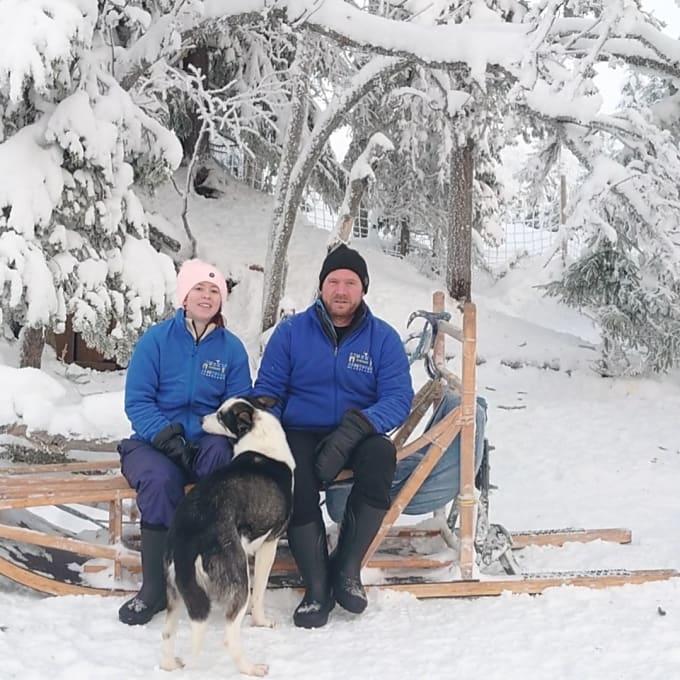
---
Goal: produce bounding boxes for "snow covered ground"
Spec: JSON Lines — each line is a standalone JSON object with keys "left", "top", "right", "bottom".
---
{"left": 1, "top": 178, "right": 679, "bottom": 680}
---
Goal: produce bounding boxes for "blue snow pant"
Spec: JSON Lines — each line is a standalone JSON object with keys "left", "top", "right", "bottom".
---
{"left": 118, "top": 434, "right": 234, "bottom": 528}
{"left": 325, "top": 391, "right": 487, "bottom": 522}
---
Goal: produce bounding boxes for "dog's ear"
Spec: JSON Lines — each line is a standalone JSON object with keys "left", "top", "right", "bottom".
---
{"left": 232, "top": 402, "right": 255, "bottom": 437}
{"left": 248, "top": 395, "right": 278, "bottom": 411}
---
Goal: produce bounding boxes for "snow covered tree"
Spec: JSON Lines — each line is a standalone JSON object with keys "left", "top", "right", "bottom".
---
{"left": 260, "top": 36, "right": 407, "bottom": 330}
{"left": 342, "top": 1, "right": 526, "bottom": 297}
{"left": 0, "top": 0, "right": 182, "bottom": 367}
{"left": 4, "top": 0, "right": 676, "bottom": 366}
{"left": 542, "top": 70, "right": 680, "bottom": 374}
{"left": 516, "top": 1, "right": 680, "bottom": 373}
{"left": 199, "top": 1, "right": 680, "bottom": 336}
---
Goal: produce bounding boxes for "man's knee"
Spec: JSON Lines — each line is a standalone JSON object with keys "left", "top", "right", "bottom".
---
{"left": 291, "top": 465, "right": 323, "bottom": 525}
{"left": 351, "top": 436, "right": 396, "bottom": 508}
{"left": 285, "top": 429, "right": 325, "bottom": 524}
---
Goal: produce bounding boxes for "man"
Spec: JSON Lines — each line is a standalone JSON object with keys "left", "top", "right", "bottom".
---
{"left": 254, "top": 244, "right": 413, "bottom": 628}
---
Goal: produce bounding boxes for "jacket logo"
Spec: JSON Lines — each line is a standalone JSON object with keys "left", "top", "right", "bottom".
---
{"left": 201, "top": 358, "right": 226, "bottom": 380}
{"left": 347, "top": 351, "right": 373, "bottom": 374}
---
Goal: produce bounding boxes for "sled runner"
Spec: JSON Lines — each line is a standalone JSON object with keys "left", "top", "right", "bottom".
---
{"left": 0, "top": 293, "right": 677, "bottom": 598}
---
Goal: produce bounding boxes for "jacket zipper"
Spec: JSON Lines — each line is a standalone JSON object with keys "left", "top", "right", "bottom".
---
{"left": 314, "top": 300, "right": 368, "bottom": 422}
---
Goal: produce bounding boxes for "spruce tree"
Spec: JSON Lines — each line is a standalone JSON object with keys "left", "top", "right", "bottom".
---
{"left": 0, "top": 1, "right": 181, "bottom": 367}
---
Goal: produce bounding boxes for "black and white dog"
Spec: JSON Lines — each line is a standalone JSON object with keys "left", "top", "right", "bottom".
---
{"left": 160, "top": 396, "right": 294, "bottom": 677}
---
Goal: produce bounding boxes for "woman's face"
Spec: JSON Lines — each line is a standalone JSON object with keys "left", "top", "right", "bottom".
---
{"left": 183, "top": 281, "right": 222, "bottom": 324}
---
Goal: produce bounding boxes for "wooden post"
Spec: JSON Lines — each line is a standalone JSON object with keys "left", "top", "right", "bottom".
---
{"left": 458, "top": 302, "right": 477, "bottom": 579}
{"left": 432, "top": 291, "right": 446, "bottom": 402}
{"left": 432, "top": 291, "right": 446, "bottom": 360}
{"left": 110, "top": 499, "right": 122, "bottom": 580}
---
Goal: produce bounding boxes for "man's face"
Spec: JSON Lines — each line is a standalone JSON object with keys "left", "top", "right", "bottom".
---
{"left": 320, "top": 268, "right": 364, "bottom": 325}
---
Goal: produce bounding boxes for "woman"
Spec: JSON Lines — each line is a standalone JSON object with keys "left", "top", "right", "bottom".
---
{"left": 117, "top": 259, "right": 252, "bottom": 625}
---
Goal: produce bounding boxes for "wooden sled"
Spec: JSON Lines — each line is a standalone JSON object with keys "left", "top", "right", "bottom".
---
{"left": 0, "top": 293, "right": 678, "bottom": 598}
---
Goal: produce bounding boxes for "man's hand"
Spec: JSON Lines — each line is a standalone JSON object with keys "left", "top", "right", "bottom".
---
{"left": 152, "top": 423, "right": 198, "bottom": 477}
{"left": 315, "top": 409, "right": 375, "bottom": 484}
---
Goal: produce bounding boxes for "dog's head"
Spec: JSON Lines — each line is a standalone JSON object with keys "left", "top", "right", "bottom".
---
{"left": 202, "top": 395, "right": 294, "bottom": 469}
{"left": 202, "top": 396, "right": 278, "bottom": 441}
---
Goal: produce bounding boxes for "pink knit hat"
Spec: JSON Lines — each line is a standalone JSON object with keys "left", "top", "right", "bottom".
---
{"left": 175, "top": 259, "right": 228, "bottom": 308}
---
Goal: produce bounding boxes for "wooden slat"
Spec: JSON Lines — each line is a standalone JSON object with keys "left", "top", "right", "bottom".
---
{"left": 87, "top": 548, "right": 454, "bottom": 578}
{"left": 379, "top": 569, "right": 680, "bottom": 598}
{"left": 396, "top": 408, "right": 461, "bottom": 461}
{"left": 0, "top": 459, "right": 120, "bottom": 475}
{"left": 0, "top": 523, "right": 140, "bottom": 567}
{"left": 0, "top": 487, "right": 136, "bottom": 510}
{"left": 1, "top": 474, "right": 129, "bottom": 493}
{"left": 511, "top": 527, "right": 632, "bottom": 548}
{"left": 392, "top": 380, "right": 439, "bottom": 450}
{"left": 0, "top": 556, "right": 131, "bottom": 597}
{"left": 385, "top": 526, "right": 633, "bottom": 548}
{"left": 272, "top": 554, "right": 452, "bottom": 572}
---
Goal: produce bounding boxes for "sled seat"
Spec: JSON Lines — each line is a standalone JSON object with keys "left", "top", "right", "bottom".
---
{"left": 0, "top": 292, "right": 470, "bottom": 591}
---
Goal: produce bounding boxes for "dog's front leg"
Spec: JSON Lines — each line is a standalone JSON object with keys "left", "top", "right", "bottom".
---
{"left": 250, "top": 539, "right": 278, "bottom": 628}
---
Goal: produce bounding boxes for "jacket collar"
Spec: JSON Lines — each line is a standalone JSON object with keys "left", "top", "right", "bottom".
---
{"left": 314, "top": 298, "right": 368, "bottom": 345}
{"left": 174, "top": 308, "right": 218, "bottom": 342}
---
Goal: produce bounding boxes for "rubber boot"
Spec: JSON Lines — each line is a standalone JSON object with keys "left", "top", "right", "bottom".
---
{"left": 287, "top": 518, "right": 334, "bottom": 628}
{"left": 331, "top": 493, "right": 387, "bottom": 614}
{"left": 118, "top": 527, "right": 168, "bottom": 625}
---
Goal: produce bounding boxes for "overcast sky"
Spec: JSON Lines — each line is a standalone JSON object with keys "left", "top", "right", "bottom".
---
{"left": 588, "top": 0, "right": 679, "bottom": 111}
{"left": 643, "top": 0, "right": 680, "bottom": 31}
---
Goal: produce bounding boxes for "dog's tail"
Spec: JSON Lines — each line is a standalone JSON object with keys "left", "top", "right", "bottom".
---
{"left": 172, "top": 549, "right": 212, "bottom": 621}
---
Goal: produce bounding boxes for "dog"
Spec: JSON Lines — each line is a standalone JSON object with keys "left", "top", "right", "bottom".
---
{"left": 159, "top": 396, "right": 294, "bottom": 677}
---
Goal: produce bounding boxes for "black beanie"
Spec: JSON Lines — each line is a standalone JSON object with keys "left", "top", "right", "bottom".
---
{"left": 318, "top": 243, "right": 369, "bottom": 293}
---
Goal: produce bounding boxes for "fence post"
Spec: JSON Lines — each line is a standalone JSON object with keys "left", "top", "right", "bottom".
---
{"left": 560, "top": 173, "right": 568, "bottom": 263}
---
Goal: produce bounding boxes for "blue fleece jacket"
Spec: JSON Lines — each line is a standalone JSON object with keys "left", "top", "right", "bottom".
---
{"left": 254, "top": 300, "right": 413, "bottom": 434}
{"left": 125, "top": 309, "right": 252, "bottom": 443}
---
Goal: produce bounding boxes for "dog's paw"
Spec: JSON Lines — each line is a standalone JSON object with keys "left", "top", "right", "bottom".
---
{"left": 159, "top": 656, "right": 185, "bottom": 672}
{"left": 251, "top": 613, "right": 275, "bottom": 628}
{"left": 240, "top": 661, "right": 269, "bottom": 677}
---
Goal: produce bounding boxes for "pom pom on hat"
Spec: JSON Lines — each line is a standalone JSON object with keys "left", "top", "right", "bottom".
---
{"left": 175, "top": 259, "right": 228, "bottom": 308}
{"left": 318, "top": 244, "right": 369, "bottom": 293}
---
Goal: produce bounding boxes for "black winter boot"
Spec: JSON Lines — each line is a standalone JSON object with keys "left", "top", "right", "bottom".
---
{"left": 331, "top": 493, "right": 387, "bottom": 614}
{"left": 119, "top": 526, "right": 168, "bottom": 625}
{"left": 287, "top": 518, "right": 334, "bottom": 628}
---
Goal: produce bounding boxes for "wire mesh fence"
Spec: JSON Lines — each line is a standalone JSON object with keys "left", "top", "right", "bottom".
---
{"left": 301, "top": 189, "right": 563, "bottom": 270}
{"left": 218, "top": 154, "right": 562, "bottom": 271}
{"left": 483, "top": 203, "right": 561, "bottom": 268}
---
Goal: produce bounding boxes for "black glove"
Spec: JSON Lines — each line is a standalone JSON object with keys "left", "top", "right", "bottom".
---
{"left": 152, "top": 423, "right": 198, "bottom": 478}
{"left": 315, "top": 409, "right": 376, "bottom": 484}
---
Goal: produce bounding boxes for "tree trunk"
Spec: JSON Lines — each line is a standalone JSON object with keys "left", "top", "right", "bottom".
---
{"left": 303, "top": 133, "right": 394, "bottom": 304}
{"left": 19, "top": 326, "right": 46, "bottom": 369}
{"left": 179, "top": 47, "right": 210, "bottom": 165}
{"left": 261, "top": 37, "right": 311, "bottom": 332}
{"left": 446, "top": 139, "right": 474, "bottom": 302}
{"left": 399, "top": 217, "right": 410, "bottom": 257}
{"left": 261, "top": 55, "right": 408, "bottom": 332}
